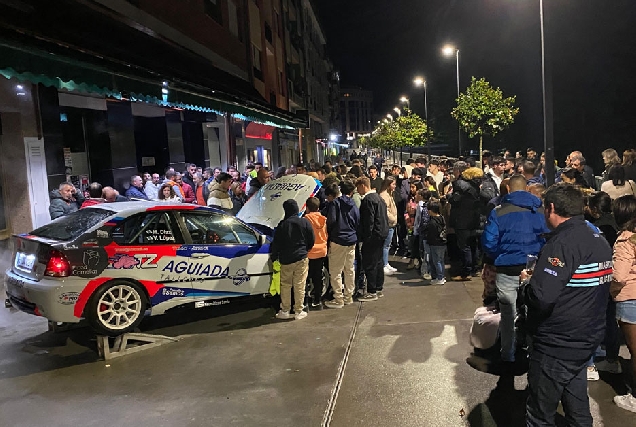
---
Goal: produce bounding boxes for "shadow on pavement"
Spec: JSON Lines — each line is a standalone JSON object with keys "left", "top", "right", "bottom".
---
{"left": 466, "top": 376, "right": 528, "bottom": 427}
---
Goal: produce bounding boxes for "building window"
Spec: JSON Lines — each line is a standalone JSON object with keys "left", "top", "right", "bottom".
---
{"left": 252, "top": 44, "right": 263, "bottom": 80}
{"left": 228, "top": 0, "right": 240, "bottom": 39}
{"left": 264, "top": 23, "right": 273, "bottom": 44}
{"left": 204, "top": 0, "right": 223, "bottom": 25}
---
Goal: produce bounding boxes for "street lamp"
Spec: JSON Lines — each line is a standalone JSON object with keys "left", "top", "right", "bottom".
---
{"left": 399, "top": 96, "right": 410, "bottom": 109}
{"left": 442, "top": 44, "right": 461, "bottom": 156}
{"left": 386, "top": 114, "right": 393, "bottom": 121}
{"left": 540, "top": 0, "right": 555, "bottom": 185}
{"left": 393, "top": 107, "right": 401, "bottom": 116}
{"left": 414, "top": 76, "right": 430, "bottom": 161}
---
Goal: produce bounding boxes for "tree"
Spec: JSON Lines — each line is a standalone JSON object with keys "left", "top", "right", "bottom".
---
{"left": 364, "top": 109, "right": 430, "bottom": 156}
{"left": 451, "top": 77, "right": 519, "bottom": 163}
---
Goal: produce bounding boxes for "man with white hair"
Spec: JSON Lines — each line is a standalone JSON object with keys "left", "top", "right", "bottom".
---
{"left": 49, "top": 182, "right": 84, "bottom": 220}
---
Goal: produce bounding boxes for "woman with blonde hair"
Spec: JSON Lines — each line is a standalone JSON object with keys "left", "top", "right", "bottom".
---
{"left": 623, "top": 149, "right": 636, "bottom": 182}
{"left": 602, "top": 148, "right": 622, "bottom": 182}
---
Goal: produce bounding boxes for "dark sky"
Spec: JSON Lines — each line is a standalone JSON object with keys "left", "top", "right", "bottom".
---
{"left": 314, "top": 0, "right": 636, "bottom": 168}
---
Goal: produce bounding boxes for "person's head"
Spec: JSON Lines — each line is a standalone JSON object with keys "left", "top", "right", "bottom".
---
{"left": 143, "top": 172, "right": 151, "bottom": 183}
{"left": 508, "top": 174, "right": 528, "bottom": 193}
{"left": 527, "top": 183, "right": 546, "bottom": 198}
{"left": 602, "top": 149, "right": 621, "bottom": 168}
{"left": 165, "top": 166, "right": 175, "bottom": 175}
{"left": 159, "top": 183, "right": 176, "bottom": 200}
{"left": 368, "top": 165, "right": 378, "bottom": 178}
{"left": 415, "top": 157, "right": 427, "bottom": 168}
{"left": 257, "top": 167, "right": 270, "bottom": 184}
{"left": 58, "top": 182, "right": 74, "bottom": 201}
{"left": 569, "top": 154, "right": 586, "bottom": 173}
{"left": 424, "top": 176, "right": 437, "bottom": 191}
{"left": 165, "top": 170, "right": 176, "bottom": 181}
{"left": 391, "top": 164, "right": 401, "bottom": 176}
{"left": 416, "top": 189, "right": 431, "bottom": 203}
{"left": 103, "top": 186, "right": 119, "bottom": 202}
{"left": 491, "top": 156, "right": 505, "bottom": 177}
{"left": 131, "top": 175, "right": 143, "bottom": 189}
{"left": 254, "top": 162, "right": 263, "bottom": 171}
{"left": 522, "top": 161, "right": 537, "bottom": 178}
{"left": 193, "top": 172, "right": 203, "bottom": 187}
{"left": 560, "top": 167, "right": 580, "bottom": 185}
{"left": 296, "top": 163, "right": 306, "bottom": 174}
{"left": 324, "top": 183, "right": 340, "bottom": 201}
{"left": 349, "top": 165, "right": 362, "bottom": 178}
{"left": 543, "top": 184, "right": 585, "bottom": 229}
{"left": 315, "top": 167, "right": 326, "bottom": 182}
{"left": 427, "top": 199, "right": 441, "bottom": 215}
{"left": 230, "top": 181, "right": 244, "bottom": 196}
{"left": 324, "top": 160, "right": 332, "bottom": 168}
{"left": 227, "top": 166, "right": 237, "bottom": 174}
{"left": 340, "top": 180, "right": 356, "bottom": 197}
{"left": 355, "top": 176, "right": 371, "bottom": 196}
{"left": 623, "top": 149, "right": 636, "bottom": 166}
{"left": 410, "top": 181, "right": 424, "bottom": 196}
{"left": 231, "top": 170, "right": 241, "bottom": 181}
{"left": 504, "top": 157, "right": 516, "bottom": 173}
{"left": 428, "top": 159, "right": 440, "bottom": 174}
{"left": 324, "top": 164, "right": 333, "bottom": 175}
{"left": 245, "top": 164, "right": 255, "bottom": 175}
{"left": 406, "top": 158, "right": 415, "bottom": 166}
{"left": 411, "top": 168, "right": 423, "bottom": 181}
{"left": 500, "top": 178, "right": 510, "bottom": 198}
{"left": 587, "top": 191, "right": 613, "bottom": 219}
{"left": 452, "top": 161, "right": 468, "bottom": 179}
{"left": 216, "top": 172, "right": 233, "bottom": 190}
{"left": 188, "top": 163, "right": 197, "bottom": 176}
{"left": 174, "top": 172, "right": 183, "bottom": 185}
{"left": 152, "top": 173, "right": 161, "bottom": 184}
{"left": 608, "top": 165, "right": 626, "bottom": 187}
{"left": 283, "top": 199, "right": 299, "bottom": 218}
{"left": 613, "top": 195, "right": 636, "bottom": 231}
{"left": 306, "top": 197, "right": 320, "bottom": 213}
{"left": 526, "top": 147, "right": 537, "bottom": 159}
{"left": 380, "top": 176, "right": 396, "bottom": 194}
{"left": 482, "top": 151, "right": 492, "bottom": 167}
{"left": 338, "top": 164, "right": 348, "bottom": 176}
{"left": 88, "top": 182, "right": 103, "bottom": 198}
{"left": 203, "top": 167, "right": 213, "bottom": 180}
{"left": 213, "top": 167, "right": 222, "bottom": 179}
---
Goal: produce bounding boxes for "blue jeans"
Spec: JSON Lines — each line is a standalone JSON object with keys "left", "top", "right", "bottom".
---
{"left": 382, "top": 227, "right": 395, "bottom": 267}
{"left": 527, "top": 350, "right": 592, "bottom": 427}
{"left": 429, "top": 245, "right": 446, "bottom": 280}
{"left": 496, "top": 273, "right": 520, "bottom": 362}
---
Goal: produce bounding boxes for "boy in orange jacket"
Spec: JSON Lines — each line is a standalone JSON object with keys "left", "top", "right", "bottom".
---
{"left": 304, "top": 197, "right": 328, "bottom": 309}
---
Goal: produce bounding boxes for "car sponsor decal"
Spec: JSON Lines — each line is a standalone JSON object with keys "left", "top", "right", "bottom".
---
{"left": 65, "top": 248, "right": 109, "bottom": 278}
{"left": 194, "top": 299, "right": 230, "bottom": 308}
{"left": 73, "top": 278, "right": 164, "bottom": 318}
{"left": 175, "top": 244, "right": 269, "bottom": 259}
{"left": 548, "top": 257, "right": 565, "bottom": 268}
{"left": 107, "top": 254, "right": 159, "bottom": 269}
{"left": 58, "top": 292, "right": 80, "bottom": 305}
{"left": 150, "top": 288, "right": 249, "bottom": 305}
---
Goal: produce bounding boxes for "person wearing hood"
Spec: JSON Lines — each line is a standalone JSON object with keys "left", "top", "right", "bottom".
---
{"left": 270, "top": 199, "right": 315, "bottom": 320}
{"left": 304, "top": 197, "right": 328, "bottom": 309}
{"left": 481, "top": 174, "right": 550, "bottom": 364}
{"left": 49, "top": 182, "right": 85, "bottom": 220}
{"left": 323, "top": 180, "right": 360, "bottom": 308}
{"left": 449, "top": 162, "right": 484, "bottom": 280}
{"left": 207, "top": 172, "right": 233, "bottom": 211}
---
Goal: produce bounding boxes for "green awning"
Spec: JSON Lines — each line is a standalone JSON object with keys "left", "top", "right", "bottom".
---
{"left": 0, "top": 41, "right": 301, "bottom": 128}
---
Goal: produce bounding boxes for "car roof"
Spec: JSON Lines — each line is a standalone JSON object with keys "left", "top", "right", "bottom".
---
{"left": 83, "top": 201, "right": 225, "bottom": 216}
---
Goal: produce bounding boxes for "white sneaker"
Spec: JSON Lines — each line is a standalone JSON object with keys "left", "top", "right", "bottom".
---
{"left": 423, "top": 273, "right": 432, "bottom": 280}
{"left": 386, "top": 264, "right": 398, "bottom": 272}
{"left": 431, "top": 279, "right": 445, "bottom": 285}
{"left": 294, "top": 311, "right": 307, "bottom": 320}
{"left": 383, "top": 266, "right": 394, "bottom": 275}
{"left": 587, "top": 366, "right": 599, "bottom": 381}
{"left": 276, "top": 310, "right": 292, "bottom": 320}
{"left": 595, "top": 359, "right": 622, "bottom": 374}
{"left": 614, "top": 394, "right": 636, "bottom": 413}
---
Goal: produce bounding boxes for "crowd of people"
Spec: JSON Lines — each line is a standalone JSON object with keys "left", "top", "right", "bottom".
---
{"left": 46, "top": 146, "right": 636, "bottom": 420}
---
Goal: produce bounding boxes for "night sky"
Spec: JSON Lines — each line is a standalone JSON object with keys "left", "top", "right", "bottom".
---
{"left": 315, "top": 0, "right": 636, "bottom": 170}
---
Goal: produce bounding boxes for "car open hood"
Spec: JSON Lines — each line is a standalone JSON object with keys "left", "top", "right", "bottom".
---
{"left": 237, "top": 174, "right": 321, "bottom": 231}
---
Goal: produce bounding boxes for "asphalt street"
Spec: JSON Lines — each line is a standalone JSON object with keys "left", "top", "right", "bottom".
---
{"left": 1, "top": 256, "right": 635, "bottom": 427}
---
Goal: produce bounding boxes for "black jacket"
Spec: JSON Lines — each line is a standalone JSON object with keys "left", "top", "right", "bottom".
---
{"left": 270, "top": 200, "right": 315, "bottom": 265}
{"left": 425, "top": 215, "right": 447, "bottom": 246}
{"left": 370, "top": 176, "right": 383, "bottom": 193}
{"left": 358, "top": 191, "right": 389, "bottom": 243}
{"left": 524, "top": 216, "right": 613, "bottom": 361}
{"left": 449, "top": 168, "right": 483, "bottom": 230}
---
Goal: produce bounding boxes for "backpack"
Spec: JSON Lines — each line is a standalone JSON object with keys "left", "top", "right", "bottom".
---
{"left": 417, "top": 203, "right": 430, "bottom": 236}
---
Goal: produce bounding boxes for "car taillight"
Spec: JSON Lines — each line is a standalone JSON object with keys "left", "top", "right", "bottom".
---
{"left": 45, "top": 250, "right": 71, "bottom": 277}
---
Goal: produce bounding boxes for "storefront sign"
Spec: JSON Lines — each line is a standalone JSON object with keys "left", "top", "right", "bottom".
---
{"left": 142, "top": 157, "right": 156, "bottom": 167}
{"left": 63, "top": 148, "right": 72, "bottom": 167}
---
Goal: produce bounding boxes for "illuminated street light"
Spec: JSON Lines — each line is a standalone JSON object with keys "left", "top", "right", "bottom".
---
{"left": 393, "top": 107, "right": 401, "bottom": 116}
{"left": 442, "top": 44, "right": 461, "bottom": 155}
{"left": 399, "top": 96, "right": 410, "bottom": 109}
{"left": 414, "top": 76, "right": 430, "bottom": 161}
{"left": 386, "top": 113, "right": 393, "bottom": 120}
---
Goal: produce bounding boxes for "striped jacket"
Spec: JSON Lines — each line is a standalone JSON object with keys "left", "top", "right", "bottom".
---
{"left": 524, "top": 215, "right": 613, "bottom": 361}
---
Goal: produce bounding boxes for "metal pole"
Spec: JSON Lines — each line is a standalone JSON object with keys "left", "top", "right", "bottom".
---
{"left": 540, "top": 0, "right": 555, "bottom": 186}
{"left": 424, "top": 82, "right": 430, "bottom": 162}
{"left": 456, "top": 49, "right": 461, "bottom": 157}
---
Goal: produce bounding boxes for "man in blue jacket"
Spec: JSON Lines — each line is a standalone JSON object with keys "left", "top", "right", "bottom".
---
{"left": 521, "top": 184, "right": 612, "bottom": 426}
{"left": 323, "top": 180, "right": 360, "bottom": 308}
{"left": 481, "top": 174, "right": 549, "bottom": 363}
{"left": 124, "top": 175, "right": 149, "bottom": 200}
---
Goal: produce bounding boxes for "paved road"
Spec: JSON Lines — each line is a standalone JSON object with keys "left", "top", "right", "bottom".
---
{"left": 1, "top": 257, "right": 635, "bottom": 426}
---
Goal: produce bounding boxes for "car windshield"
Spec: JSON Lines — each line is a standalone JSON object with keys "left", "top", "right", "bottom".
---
{"left": 30, "top": 208, "right": 115, "bottom": 242}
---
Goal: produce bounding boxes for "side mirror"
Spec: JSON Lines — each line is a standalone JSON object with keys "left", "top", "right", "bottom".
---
{"left": 258, "top": 234, "right": 268, "bottom": 246}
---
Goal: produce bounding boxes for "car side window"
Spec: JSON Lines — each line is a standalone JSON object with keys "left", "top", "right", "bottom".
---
{"left": 181, "top": 212, "right": 258, "bottom": 245}
{"left": 112, "top": 212, "right": 183, "bottom": 245}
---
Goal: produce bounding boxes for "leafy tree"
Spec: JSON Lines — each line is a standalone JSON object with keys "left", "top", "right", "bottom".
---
{"left": 451, "top": 77, "right": 519, "bottom": 163}
{"left": 363, "top": 109, "right": 430, "bottom": 154}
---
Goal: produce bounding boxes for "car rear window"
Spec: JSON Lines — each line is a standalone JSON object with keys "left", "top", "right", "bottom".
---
{"left": 30, "top": 208, "right": 115, "bottom": 241}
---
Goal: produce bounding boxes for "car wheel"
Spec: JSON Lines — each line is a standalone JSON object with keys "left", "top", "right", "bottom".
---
{"left": 86, "top": 280, "right": 147, "bottom": 336}
{"left": 305, "top": 266, "right": 331, "bottom": 298}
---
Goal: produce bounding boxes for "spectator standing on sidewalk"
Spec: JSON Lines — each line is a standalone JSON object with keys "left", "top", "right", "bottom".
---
{"left": 49, "top": 182, "right": 85, "bottom": 220}
{"left": 144, "top": 173, "right": 162, "bottom": 201}
{"left": 425, "top": 199, "right": 447, "bottom": 285}
{"left": 522, "top": 184, "right": 613, "bottom": 426}
{"left": 271, "top": 199, "right": 315, "bottom": 321}
{"left": 207, "top": 172, "right": 234, "bottom": 211}
{"left": 124, "top": 175, "right": 149, "bottom": 200}
{"left": 379, "top": 176, "right": 398, "bottom": 275}
{"left": 304, "top": 197, "right": 328, "bottom": 310}
{"left": 601, "top": 165, "right": 636, "bottom": 200}
{"left": 481, "top": 174, "right": 549, "bottom": 364}
{"left": 368, "top": 165, "right": 383, "bottom": 193}
{"left": 609, "top": 195, "right": 636, "bottom": 413}
{"left": 356, "top": 176, "right": 389, "bottom": 301}
{"left": 324, "top": 180, "right": 360, "bottom": 309}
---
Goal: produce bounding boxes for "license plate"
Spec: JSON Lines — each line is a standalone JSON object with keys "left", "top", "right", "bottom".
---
{"left": 15, "top": 252, "right": 36, "bottom": 271}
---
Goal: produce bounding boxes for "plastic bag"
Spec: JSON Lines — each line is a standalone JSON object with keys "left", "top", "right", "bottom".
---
{"left": 269, "top": 260, "right": 281, "bottom": 296}
{"left": 469, "top": 304, "right": 501, "bottom": 350}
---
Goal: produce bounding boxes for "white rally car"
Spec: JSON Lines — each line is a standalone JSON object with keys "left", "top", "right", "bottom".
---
{"left": 4, "top": 175, "right": 320, "bottom": 335}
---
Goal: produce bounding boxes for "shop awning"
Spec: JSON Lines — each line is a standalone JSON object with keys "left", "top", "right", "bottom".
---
{"left": 0, "top": 1, "right": 308, "bottom": 129}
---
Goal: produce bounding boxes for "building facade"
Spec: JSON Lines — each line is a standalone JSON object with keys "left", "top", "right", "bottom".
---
{"left": 339, "top": 86, "right": 374, "bottom": 144}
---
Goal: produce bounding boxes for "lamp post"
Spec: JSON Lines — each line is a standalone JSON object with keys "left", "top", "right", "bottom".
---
{"left": 540, "top": 0, "right": 555, "bottom": 185}
{"left": 414, "top": 77, "right": 430, "bottom": 161}
{"left": 399, "top": 96, "right": 410, "bottom": 109}
{"left": 443, "top": 45, "right": 461, "bottom": 156}
{"left": 393, "top": 107, "right": 401, "bottom": 116}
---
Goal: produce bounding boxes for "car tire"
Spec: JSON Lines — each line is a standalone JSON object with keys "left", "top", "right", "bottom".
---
{"left": 86, "top": 280, "right": 147, "bottom": 336}
{"left": 305, "top": 266, "right": 331, "bottom": 298}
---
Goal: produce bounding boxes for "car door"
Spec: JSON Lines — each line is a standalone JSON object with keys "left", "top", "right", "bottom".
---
{"left": 175, "top": 211, "right": 271, "bottom": 303}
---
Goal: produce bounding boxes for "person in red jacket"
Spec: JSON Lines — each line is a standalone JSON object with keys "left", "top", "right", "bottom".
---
{"left": 175, "top": 172, "right": 196, "bottom": 203}
{"left": 304, "top": 197, "right": 328, "bottom": 309}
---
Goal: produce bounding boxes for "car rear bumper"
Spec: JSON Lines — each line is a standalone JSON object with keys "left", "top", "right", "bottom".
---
{"left": 4, "top": 269, "right": 87, "bottom": 323}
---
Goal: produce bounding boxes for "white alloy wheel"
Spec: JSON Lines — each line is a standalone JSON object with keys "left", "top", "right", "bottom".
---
{"left": 96, "top": 284, "right": 143, "bottom": 331}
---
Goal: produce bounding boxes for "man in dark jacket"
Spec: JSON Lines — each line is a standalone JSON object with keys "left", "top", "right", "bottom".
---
{"left": 481, "top": 174, "right": 549, "bottom": 363}
{"left": 368, "top": 165, "right": 383, "bottom": 193}
{"left": 181, "top": 163, "right": 197, "bottom": 191}
{"left": 124, "top": 175, "right": 149, "bottom": 200}
{"left": 522, "top": 184, "right": 612, "bottom": 426}
{"left": 449, "top": 162, "right": 483, "bottom": 280}
{"left": 356, "top": 176, "right": 389, "bottom": 301}
{"left": 324, "top": 180, "right": 360, "bottom": 308}
{"left": 270, "top": 199, "right": 315, "bottom": 321}
{"left": 49, "top": 182, "right": 85, "bottom": 220}
{"left": 247, "top": 168, "right": 270, "bottom": 199}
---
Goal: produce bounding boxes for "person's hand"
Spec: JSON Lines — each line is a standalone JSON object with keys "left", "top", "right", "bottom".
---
{"left": 520, "top": 270, "right": 530, "bottom": 283}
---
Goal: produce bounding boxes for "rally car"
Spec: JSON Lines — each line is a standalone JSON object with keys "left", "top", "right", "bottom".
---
{"left": 4, "top": 175, "right": 321, "bottom": 336}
